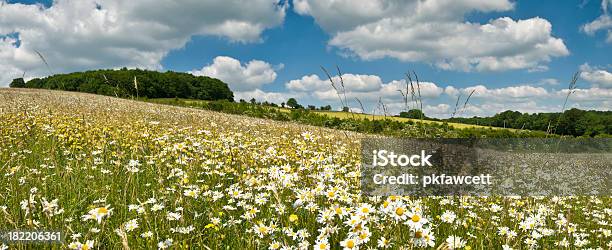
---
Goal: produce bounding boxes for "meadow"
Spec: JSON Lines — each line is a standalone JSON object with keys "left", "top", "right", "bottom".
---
{"left": 308, "top": 111, "right": 498, "bottom": 130}
{"left": 149, "top": 98, "right": 501, "bottom": 130}
{"left": 0, "top": 89, "right": 610, "bottom": 249}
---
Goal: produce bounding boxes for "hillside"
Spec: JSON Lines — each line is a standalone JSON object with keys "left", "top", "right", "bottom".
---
{"left": 0, "top": 88, "right": 344, "bottom": 136}
{"left": 9, "top": 68, "right": 234, "bottom": 101}
{"left": 149, "top": 98, "right": 499, "bottom": 130}
{"left": 8, "top": 67, "right": 594, "bottom": 137}
{"left": 311, "top": 110, "right": 503, "bottom": 130}
{"left": 147, "top": 98, "right": 548, "bottom": 138}
{"left": 1, "top": 88, "right": 609, "bottom": 249}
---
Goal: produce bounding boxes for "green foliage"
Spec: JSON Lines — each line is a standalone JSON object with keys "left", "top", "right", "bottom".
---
{"left": 286, "top": 98, "right": 300, "bottom": 109}
{"left": 151, "top": 99, "right": 551, "bottom": 138}
{"left": 15, "top": 68, "right": 234, "bottom": 101}
{"left": 399, "top": 109, "right": 426, "bottom": 119}
{"left": 9, "top": 78, "right": 26, "bottom": 88}
{"left": 320, "top": 105, "right": 332, "bottom": 111}
{"left": 446, "top": 108, "right": 612, "bottom": 137}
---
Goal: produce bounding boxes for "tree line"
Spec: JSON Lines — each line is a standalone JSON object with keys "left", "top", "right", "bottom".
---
{"left": 445, "top": 109, "right": 612, "bottom": 137}
{"left": 9, "top": 68, "right": 234, "bottom": 101}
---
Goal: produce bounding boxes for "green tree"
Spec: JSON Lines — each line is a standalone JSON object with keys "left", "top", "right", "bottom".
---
{"left": 320, "top": 105, "right": 332, "bottom": 111}
{"left": 287, "top": 98, "right": 299, "bottom": 109}
{"left": 9, "top": 78, "right": 26, "bottom": 88}
{"left": 399, "top": 109, "right": 425, "bottom": 119}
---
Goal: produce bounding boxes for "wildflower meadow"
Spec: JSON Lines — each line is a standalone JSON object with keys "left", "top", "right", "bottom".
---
{"left": 1, "top": 89, "right": 610, "bottom": 249}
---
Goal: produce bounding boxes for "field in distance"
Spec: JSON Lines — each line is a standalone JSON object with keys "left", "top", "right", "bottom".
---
{"left": 151, "top": 98, "right": 510, "bottom": 131}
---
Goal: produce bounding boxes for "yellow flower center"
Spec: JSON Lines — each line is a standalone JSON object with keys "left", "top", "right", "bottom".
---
{"left": 346, "top": 240, "right": 355, "bottom": 248}
{"left": 360, "top": 232, "right": 367, "bottom": 239}
{"left": 395, "top": 207, "right": 405, "bottom": 216}
{"left": 411, "top": 214, "right": 421, "bottom": 222}
{"left": 97, "top": 207, "right": 108, "bottom": 215}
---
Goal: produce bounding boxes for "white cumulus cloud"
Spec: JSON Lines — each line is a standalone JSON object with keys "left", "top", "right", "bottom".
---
{"left": 285, "top": 72, "right": 445, "bottom": 115}
{"left": 286, "top": 73, "right": 383, "bottom": 92}
{"left": 424, "top": 103, "right": 451, "bottom": 116}
{"left": 0, "top": 0, "right": 287, "bottom": 85}
{"left": 294, "top": 0, "right": 569, "bottom": 72}
{"left": 286, "top": 73, "right": 443, "bottom": 103}
{"left": 579, "top": 63, "right": 612, "bottom": 88}
{"left": 581, "top": 0, "right": 612, "bottom": 43}
{"left": 448, "top": 85, "right": 612, "bottom": 117}
{"left": 461, "top": 85, "right": 549, "bottom": 100}
{"left": 556, "top": 87, "right": 612, "bottom": 101}
{"left": 233, "top": 89, "right": 296, "bottom": 104}
{"left": 283, "top": 71, "right": 611, "bottom": 117}
{"left": 191, "top": 56, "right": 278, "bottom": 91}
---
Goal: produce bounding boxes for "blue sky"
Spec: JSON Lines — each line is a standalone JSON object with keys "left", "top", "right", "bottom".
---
{"left": 1, "top": 0, "right": 611, "bottom": 117}
{"left": 164, "top": 0, "right": 609, "bottom": 88}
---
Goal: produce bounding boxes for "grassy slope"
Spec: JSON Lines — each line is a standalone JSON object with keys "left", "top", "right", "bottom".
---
{"left": 152, "top": 98, "right": 513, "bottom": 131}
{"left": 310, "top": 110, "right": 507, "bottom": 130}
{"left": 2, "top": 89, "right": 610, "bottom": 249}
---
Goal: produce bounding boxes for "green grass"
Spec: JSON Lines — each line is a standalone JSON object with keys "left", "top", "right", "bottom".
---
{"left": 147, "top": 98, "right": 514, "bottom": 131}
{"left": 0, "top": 89, "right": 609, "bottom": 249}
{"left": 311, "top": 110, "right": 508, "bottom": 130}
